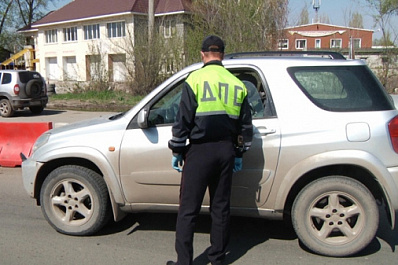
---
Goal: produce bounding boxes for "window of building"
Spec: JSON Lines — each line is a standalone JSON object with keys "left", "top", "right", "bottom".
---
{"left": 86, "top": 55, "right": 102, "bottom": 81}
{"left": 278, "top": 39, "right": 289, "bottom": 49}
{"left": 330, "top": 39, "right": 342, "bottom": 48}
{"left": 63, "top": 27, "right": 78, "bottom": 42}
{"left": 107, "top": 21, "right": 126, "bottom": 38}
{"left": 315, "top": 39, "right": 321, "bottom": 49}
{"left": 45, "top": 29, "right": 58, "bottom": 43}
{"left": 63, "top": 56, "right": 78, "bottom": 80}
{"left": 350, "top": 38, "right": 361, "bottom": 49}
{"left": 295, "top": 39, "right": 307, "bottom": 49}
{"left": 84, "top": 24, "right": 100, "bottom": 40}
{"left": 109, "top": 54, "right": 126, "bottom": 82}
{"left": 46, "top": 57, "right": 60, "bottom": 80}
{"left": 163, "top": 19, "right": 176, "bottom": 38}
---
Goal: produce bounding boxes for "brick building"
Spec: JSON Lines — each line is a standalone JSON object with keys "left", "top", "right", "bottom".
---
{"left": 278, "top": 23, "right": 373, "bottom": 51}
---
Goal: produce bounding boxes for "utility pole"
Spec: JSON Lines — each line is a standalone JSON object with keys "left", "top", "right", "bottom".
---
{"left": 148, "top": 0, "right": 155, "bottom": 45}
{"left": 312, "top": 0, "right": 321, "bottom": 23}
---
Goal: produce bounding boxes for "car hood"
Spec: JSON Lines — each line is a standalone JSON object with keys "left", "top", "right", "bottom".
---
{"left": 32, "top": 112, "right": 129, "bottom": 159}
{"left": 49, "top": 113, "right": 121, "bottom": 135}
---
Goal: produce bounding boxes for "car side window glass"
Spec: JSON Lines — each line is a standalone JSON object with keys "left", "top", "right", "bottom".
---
{"left": 147, "top": 81, "right": 184, "bottom": 127}
{"left": 145, "top": 68, "right": 271, "bottom": 127}
{"left": 234, "top": 71, "right": 268, "bottom": 119}
{"left": 1, "top": 73, "right": 12, "bottom": 84}
{"left": 289, "top": 66, "right": 391, "bottom": 111}
{"left": 294, "top": 71, "right": 347, "bottom": 99}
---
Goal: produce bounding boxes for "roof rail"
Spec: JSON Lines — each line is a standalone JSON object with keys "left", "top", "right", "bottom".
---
{"left": 225, "top": 51, "right": 346, "bottom": 60}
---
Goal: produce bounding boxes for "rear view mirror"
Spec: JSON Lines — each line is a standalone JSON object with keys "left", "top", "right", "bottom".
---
{"left": 137, "top": 109, "right": 148, "bottom": 129}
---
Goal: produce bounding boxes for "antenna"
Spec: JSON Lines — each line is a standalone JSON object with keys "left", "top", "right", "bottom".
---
{"left": 313, "top": 0, "right": 321, "bottom": 23}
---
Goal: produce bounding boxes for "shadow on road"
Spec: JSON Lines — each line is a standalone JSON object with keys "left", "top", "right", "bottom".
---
{"left": 375, "top": 204, "right": 398, "bottom": 253}
{"left": 8, "top": 109, "right": 66, "bottom": 117}
{"left": 97, "top": 207, "right": 397, "bottom": 262}
{"left": 100, "top": 213, "right": 294, "bottom": 264}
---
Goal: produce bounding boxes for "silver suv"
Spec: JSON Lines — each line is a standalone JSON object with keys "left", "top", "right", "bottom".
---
{"left": 0, "top": 70, "right": 48, "bottom": 117}
{"left": 21, "top": 52, "right": 398, "bottom": 257}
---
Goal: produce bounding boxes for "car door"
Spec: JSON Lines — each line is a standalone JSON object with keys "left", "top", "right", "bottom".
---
{"left": 119, "top": 67, "right": 281, "bottom": 210}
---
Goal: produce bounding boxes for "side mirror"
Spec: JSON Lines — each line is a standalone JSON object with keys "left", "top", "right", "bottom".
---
{"left": 137, "top": 109, "right": 148, "bottom": 129}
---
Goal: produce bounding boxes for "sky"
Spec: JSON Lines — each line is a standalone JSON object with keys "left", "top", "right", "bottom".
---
{"left": 53, "top": 0, "right": 394, "bottom": 41}
{"left": 288, "top": 0, "right": 391, "bottom": 40}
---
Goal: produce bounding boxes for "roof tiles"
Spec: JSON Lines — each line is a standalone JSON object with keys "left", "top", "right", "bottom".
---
{"left": 32, "top": 0, "right": 191, "bottom": 26}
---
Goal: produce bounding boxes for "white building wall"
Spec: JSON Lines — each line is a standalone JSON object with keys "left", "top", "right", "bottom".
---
{"left": 34, "top": 15, "right": 135, "bottom": 83}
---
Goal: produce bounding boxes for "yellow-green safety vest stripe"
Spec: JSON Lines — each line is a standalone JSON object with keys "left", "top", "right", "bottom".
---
{"left": 186, "top": 65, "right": 247, "bottom": 119}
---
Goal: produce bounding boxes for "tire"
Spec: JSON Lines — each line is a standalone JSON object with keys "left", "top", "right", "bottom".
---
{"left": 40, "top": 165, "right": 112, "bottom": 236}
{"left": 26, "top": 79, "right": 42, "bottom": 98}
{"left": 29, "top": 106, "right": 44, "bottom": 114}
{"left": 292, "top": 176, "right": 379, "bottom": 257}
{"left": 0, "top": 98, "right": 14, "bottom": 117}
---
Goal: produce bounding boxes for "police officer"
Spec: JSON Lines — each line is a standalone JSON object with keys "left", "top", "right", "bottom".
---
{"left": 167, "top": 35, "right": 253, "bottom": 265}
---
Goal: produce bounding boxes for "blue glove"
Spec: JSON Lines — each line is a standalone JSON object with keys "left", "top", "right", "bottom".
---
{"left": 233, "top": 157, "right": 243, "bottom": 173}
{"left": 172, "top": 154, "right": 183, "bottom": 172}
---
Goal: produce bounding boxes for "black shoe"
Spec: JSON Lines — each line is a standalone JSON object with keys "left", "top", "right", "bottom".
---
{"left": 166, "top": 261, "right": 176, "bottom": 265}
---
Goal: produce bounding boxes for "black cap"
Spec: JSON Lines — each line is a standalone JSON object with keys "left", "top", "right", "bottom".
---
{"left": 201, "top": 35, "right": 225, "bottom": 53}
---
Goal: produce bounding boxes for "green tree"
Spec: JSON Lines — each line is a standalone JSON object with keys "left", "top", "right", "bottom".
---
{"left": 0, "top": 0, "right": 24, "bottom": 52}
{"left": 15, "top": 0, "right": 59, "bottom": 27}
{"left": 0, "top": 0, "right": 14, "bottom": 36}
{"left": 373, "top": 31, "right": 395, "bottom": 45}
{"left": 349, "top": 12, "right": 364, "bottom": 28}
{"left": 1, "top": 0, "right": 59, "bottom": 52}
{"left": 297, "top": 3, "right": 309, "bottom": 25}
{"left": 319, "top": 13, "right": 330, "bottom": 24}
{"left": 366, "top": 0, "right": 398, "bottom": 91}
{"left": 185, "top": 0, "right": 288, "bottom": 64}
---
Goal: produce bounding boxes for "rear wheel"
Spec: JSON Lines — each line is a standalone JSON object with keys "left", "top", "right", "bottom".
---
{"left": 0, "top": 99, "right": 14, "bottom": 117}
{"left": 292, "top": 176, "right": 379, "bottom": 257}
{"left": 40, "top": 165, "right": 112, "bottom": 236}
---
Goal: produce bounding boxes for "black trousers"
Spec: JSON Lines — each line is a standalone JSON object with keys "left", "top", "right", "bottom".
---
{"left": 175, "top": 141, "right": 235, "bottom": 265}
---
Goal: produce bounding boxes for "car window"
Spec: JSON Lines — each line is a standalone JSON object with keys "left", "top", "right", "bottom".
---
{"left": 1, "top": 73, "right": 12, "bottom": 84}
{"left": 145, "top": 68, "right": 271, "bottom": 127}
{"left": 234, "top": 71, "right": 268, "bottom": 118}
{"left": 147, "top": 81, "right": 184, "bottom": 126}
{"left": 18, "top": 71, "right": 42, "bottom": 83}
{"left": 288, "top": 66, "right": 394, "bottom": 111}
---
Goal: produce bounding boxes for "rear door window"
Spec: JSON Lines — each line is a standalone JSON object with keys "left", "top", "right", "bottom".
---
{"left": 19, "top": 71, "right": 42, "bottom": 83}
{"left": 1, "top": 73, "right": 12, "bottom": 84}
{"left": 288, "top": 66, "right": 394, "bottom": 111}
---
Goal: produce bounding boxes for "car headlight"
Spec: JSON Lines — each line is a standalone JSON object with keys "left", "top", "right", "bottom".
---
{"left": 32, "top": 132, "right": 51, "bottom": 154}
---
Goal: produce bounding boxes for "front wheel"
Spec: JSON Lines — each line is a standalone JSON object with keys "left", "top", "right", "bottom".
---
{"left": 40, "top": 165, "right": 112, "bottom": 236}
{"left": 292, "top": 176, "right": 379, "bottom": 257}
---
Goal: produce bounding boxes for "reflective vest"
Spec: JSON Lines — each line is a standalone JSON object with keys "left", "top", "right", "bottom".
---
{"left": 186, "top": 64, "right": 247, "bottom": 119}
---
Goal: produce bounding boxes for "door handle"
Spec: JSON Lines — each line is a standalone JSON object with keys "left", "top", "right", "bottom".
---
{"left": 256, "top": 126, "right": 276, "bottom": 136}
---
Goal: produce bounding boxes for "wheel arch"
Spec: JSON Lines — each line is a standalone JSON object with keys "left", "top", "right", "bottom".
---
{"left": 282, "top": 164, "right": 391, "bottom": 227}
{"left": 0, "top": 95, "right": 9, "bottom": 100}
{"left": 34, "top": 157, "right": 126, "bottom": 222}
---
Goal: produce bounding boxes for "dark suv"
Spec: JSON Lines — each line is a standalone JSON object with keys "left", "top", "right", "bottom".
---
{"left": 0, "top": 70, "right": 48, "bottom": 117}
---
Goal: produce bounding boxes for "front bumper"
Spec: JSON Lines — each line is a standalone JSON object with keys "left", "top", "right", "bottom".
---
{"left": 21, "top": 156, "right": 44, "bottom": 198}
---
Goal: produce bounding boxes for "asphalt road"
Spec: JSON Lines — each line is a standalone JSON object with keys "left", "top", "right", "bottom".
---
{"left": 1, "top": 109, "right": 398, "bottom": 265}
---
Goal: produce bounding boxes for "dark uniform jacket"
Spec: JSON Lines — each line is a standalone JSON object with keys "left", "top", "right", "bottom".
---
{"left": 168, "top": 60, "right": 253, "bottom": 157}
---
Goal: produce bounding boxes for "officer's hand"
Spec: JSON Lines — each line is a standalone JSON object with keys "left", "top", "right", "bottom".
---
{"left": 233, "top": 157, "right": 243, "bottom": 173}
{"left": 172, "top": 154, "right": 183, "bottom": 172}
